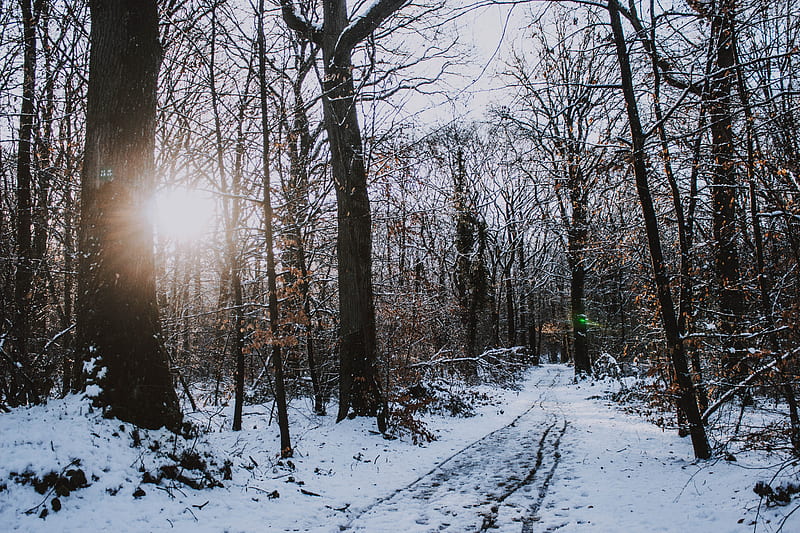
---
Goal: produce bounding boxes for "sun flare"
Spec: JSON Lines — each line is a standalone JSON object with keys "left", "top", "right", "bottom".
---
{"left": 151, "top": 186, "right": 215, "bottom": 242}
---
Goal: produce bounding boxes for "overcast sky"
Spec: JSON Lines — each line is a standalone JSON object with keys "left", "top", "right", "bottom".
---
{"left": 375, "top": 1, "right": 528, "bottom": 128}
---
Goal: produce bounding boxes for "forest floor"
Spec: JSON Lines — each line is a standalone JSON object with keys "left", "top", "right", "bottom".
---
{"left": 1, "top": 364, "right": 798, "bottom": 532}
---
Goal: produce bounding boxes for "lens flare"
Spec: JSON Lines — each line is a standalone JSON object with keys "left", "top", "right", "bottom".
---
{"left": 151, "top": 186, "right": 215, "bottom": 242}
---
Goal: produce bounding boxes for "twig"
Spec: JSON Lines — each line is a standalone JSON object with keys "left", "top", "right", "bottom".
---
{"left": 183, "top": 506, "right": 198, "bottom": 521}
{"left": 326, "top": 503, "right": 350, "bottom": 512}
{"left": 777, "top": 501, "right": 800, "bottom": 532}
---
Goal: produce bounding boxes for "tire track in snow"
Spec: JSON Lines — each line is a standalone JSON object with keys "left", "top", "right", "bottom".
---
{"left": 519, "top": 419, "right": 566, "bottom": 533}
{"left": 479, "top": 418, "right": 567, "bottom": 532}
{"left": 339, "top": 366, "right": 568, "bottom": 532}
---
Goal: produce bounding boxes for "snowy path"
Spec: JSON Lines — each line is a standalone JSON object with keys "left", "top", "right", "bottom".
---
{"left": 3, "top": 364, "right": 797, "bottom": 532}
{"left": 342, "top": 366, "right": 570, "bottom": 532}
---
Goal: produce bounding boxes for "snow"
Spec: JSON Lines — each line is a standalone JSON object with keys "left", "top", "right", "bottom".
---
{"left": 534, "top": 376, "right": 786, "bottom": 532}
{"left": 0, "top": 365, "right": 797, "bottom": 532}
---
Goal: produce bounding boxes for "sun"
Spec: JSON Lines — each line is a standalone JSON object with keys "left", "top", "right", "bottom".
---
{"left": 151, "top": 186, "right": 215, "bottom": 242}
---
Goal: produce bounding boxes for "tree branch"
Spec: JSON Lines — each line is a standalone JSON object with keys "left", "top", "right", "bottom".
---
{"left": 279, "top": 0, "right": 322, "bottom": 45}
{"left": 701, "top": 347, "right": 800, "bottom": 423}
{"left": 333, "top": 0, "right": 409, "bottom": 64}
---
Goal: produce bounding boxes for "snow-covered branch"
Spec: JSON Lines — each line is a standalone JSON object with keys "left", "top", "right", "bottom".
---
{"left": 701, "top": 346, "right": 800, "bottom": 423}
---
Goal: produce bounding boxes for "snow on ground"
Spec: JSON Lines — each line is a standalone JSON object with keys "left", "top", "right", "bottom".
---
{"left": 533, "top": 372, "right": 799, "bottom": 532}
{"left": 0, "top": 364, "right": 797, "bottom": 532}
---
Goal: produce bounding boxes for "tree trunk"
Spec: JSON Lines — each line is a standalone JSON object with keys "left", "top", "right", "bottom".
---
{"left": 569, "top": 165, "right": 590, "bottom": 376}
{"left": 62, "top": 146, "right": 75, "bottom": 396}
{"left": 516, "top": 240, "right": 529, "bottom": 351}
{"left": 708, "top": 0, "right": 743, "bottom": 366}
{"left": 11, "top": 0, "right": 39, "bottom": 406}
{"left": 609, "top": 0, "right": 710, "bottom": 459}
{"left": 319, "top": 5, "right": 384, "bottom": 429}
{"left": 258, "top": 0, "right": 292, "bottom": 456}
{"left": 63, "top": 76, "right": 79, "bottom": 396}
{"left": 452, "top": 146, "right": 483, "bottom": 373}
{"left": 33, "top": 0, "right": 53, "bottom": 276}
{"left": 281, "top": 0, "right": 412, "bottom": 431}
{"left": 75, "top": 0, "right": 181, "bottom": 430}
{"left": 570, "top": 259, "right": 589, "bottom": 376}
{"left": 504, "top": 267, "right": 515, "bottom": 346}
{"left": 687, "top": 107, "right": 709, "bottom": 412}
{"left": 325, "top": 64, "right": 385, "bottom": 426}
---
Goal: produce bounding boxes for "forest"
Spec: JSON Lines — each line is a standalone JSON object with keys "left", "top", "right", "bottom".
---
{"left": 1, "top": 0, "right": 799, "bottom": 531}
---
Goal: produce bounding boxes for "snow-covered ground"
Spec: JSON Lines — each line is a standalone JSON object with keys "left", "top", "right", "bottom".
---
{"left": 0, "top": 364, "right": 797, "bottom": 532}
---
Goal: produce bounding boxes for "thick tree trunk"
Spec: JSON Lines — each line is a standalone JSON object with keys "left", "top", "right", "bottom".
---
{"left": 570, "top": 260, "right": 589, "bottom": 376}
{"left": 324, "top": 62, "right": 385, "bottom": 427}
{"left": 281, "top": 0, "right": 408, "bottom": 431}
{"left": 320, "top": 20, "right": 385, "bottom": 429}
{"left": 75, "top": 0, "right": 181, "bottom": 430}
{"left": 609, "top": 0, "right": 710, "bottom": 459}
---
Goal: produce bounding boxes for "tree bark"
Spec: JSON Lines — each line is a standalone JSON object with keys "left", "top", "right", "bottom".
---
{"left": 516, "top": 238, "right": 529, "bottom": 351}
{"left": 568, "top": 165, "right": 590, "bottom": 377}
{"left": 322, "top": 54, "right": 384, "bottom": 426}
{"left": 75, "top": 0, "right": 181, "bottom": 430}
{"left": 62, "top": 110, "right": 76, "bottom": 396}
{"left": 570, "top": 258, "right": 589, "bottom": 376}
{"left": 504, "top": 267, "right": 516, "bottom": 346}
{"left": 452, "top": 145, "right": 484, "bottom": 372}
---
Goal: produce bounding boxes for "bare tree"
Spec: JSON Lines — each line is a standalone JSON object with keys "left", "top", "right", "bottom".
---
{"left": 10, "top": 0, "right": 43, "bottom": 406}
{"left": 257, "top": 0, "right": 291, "bottom": 456}
{"left": 280, "top": 0, "right": 414, "bottom": 430}
{"left": 608, "top": 0, "right": 710, "bottom": 459}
